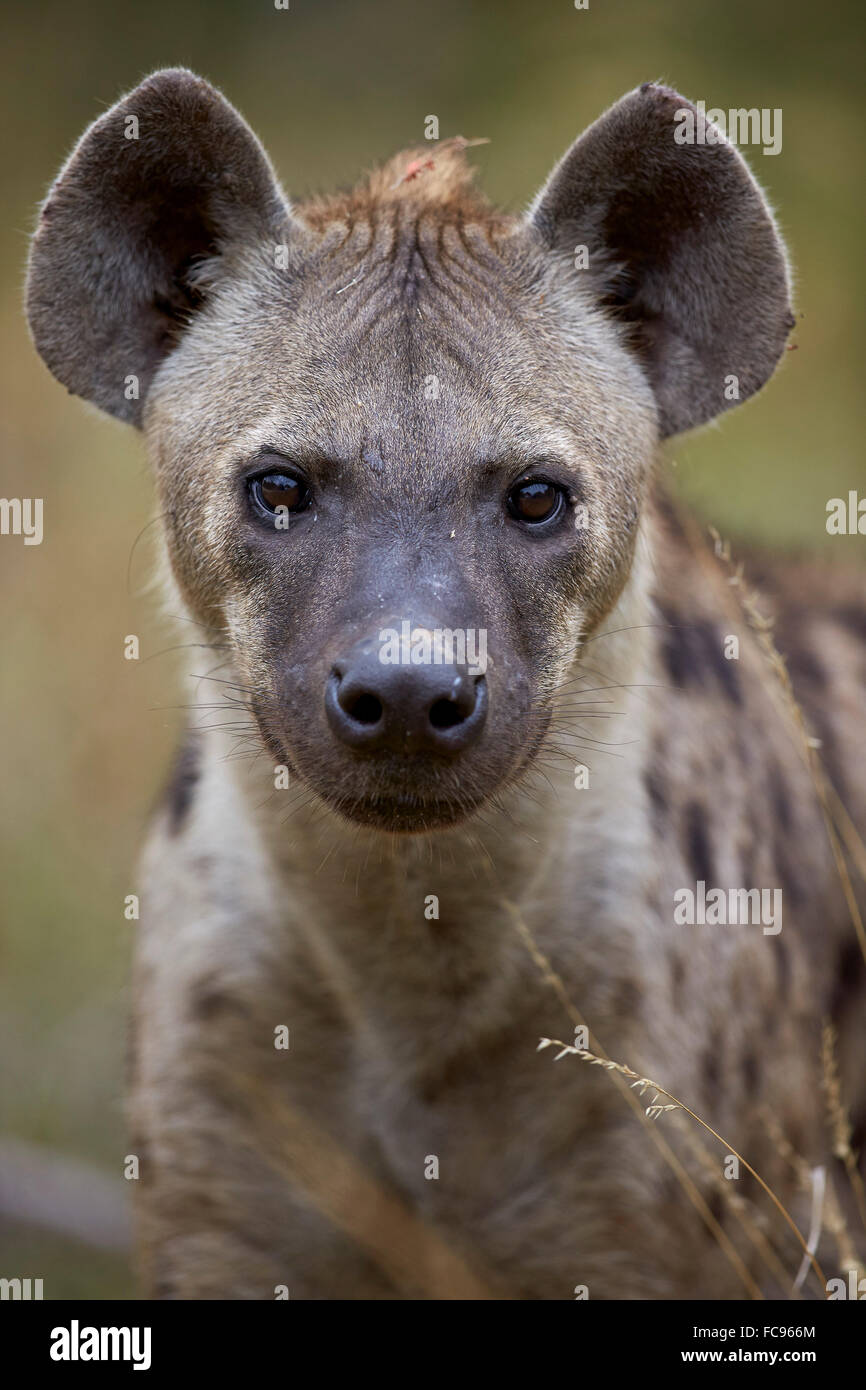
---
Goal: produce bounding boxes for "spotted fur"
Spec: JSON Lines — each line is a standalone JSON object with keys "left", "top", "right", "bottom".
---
{"left": 26, "top": 70, "right": 865, "bottom": 1299}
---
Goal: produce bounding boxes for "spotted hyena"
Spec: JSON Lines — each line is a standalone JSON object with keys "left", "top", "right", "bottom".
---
{"left": 26, "top": 70, "right": 865, "bottom": 1299}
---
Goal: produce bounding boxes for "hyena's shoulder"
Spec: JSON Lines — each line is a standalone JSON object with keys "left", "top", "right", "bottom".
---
{"left": 738, "top": 547, "right": 866, "bottom": 824}
{"left": 648, "top": 490, "right": 866, "bottom": 833}
{"left": 641, "top": 492, "right": 866, "bottom": 1181}
{"left": 643, "top": 488, "right": 865, "bottom": 996}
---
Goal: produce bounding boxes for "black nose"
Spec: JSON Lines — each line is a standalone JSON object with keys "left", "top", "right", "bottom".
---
{"left": 325, "top": 633, "right": 487, "bottom": 754}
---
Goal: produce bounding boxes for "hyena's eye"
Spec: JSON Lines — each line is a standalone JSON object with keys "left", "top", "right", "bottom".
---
{"left": 248, "top": 469, "right": 312, "bottom": 520}
{"left": 506, "top": 476, "right": 566, "bottom": 526}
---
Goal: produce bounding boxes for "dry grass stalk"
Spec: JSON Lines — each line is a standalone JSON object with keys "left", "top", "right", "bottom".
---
{"left": 821, "top": 1019, "right": 866, "bottom": 1232}
{"left": 503, "top": 886, "right": 830, "bottom": 1296}
{"left": 761, "top": 1103, "right": 864, "bottom": 1286}
{"left": 823, "top": 1182, "right": 865, "bottom": 1283}
{"left": 670, "top": 1111, "right": 797, "bottom": 1297}
{"left": 500, "top": 894, "right": 764, "bottom": 1299}
{"left": 537, "top": 1038, "right": 678, "bottom": 1120}
{"left": 792, "top": 1165, "right": 826, "bottom": 1294}
{"left": 537, "top": 1030, "right": 825, "bottom": 1293}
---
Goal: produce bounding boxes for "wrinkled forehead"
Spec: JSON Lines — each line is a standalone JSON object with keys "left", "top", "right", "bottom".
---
{"left": 282, "top": 216, "right": 552, "bottom": 452}
{"left": 152, "top": 209, "right": 653, "bottom": 480}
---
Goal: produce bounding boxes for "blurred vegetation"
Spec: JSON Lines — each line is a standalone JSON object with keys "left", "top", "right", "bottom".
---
{"left": 1, "top": 0, "right": 863, "bottom": 1298}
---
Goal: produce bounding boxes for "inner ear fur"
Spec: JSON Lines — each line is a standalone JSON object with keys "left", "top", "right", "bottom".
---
{"left": 530, "top": 82, "right": 794, "bottom": 437}
{"left": 26, "top": 68, "right": 289, "bottom": 425}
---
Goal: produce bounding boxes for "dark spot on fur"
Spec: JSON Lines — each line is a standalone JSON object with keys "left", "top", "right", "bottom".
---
{"left": 712, "top": 642, "right": 743, "bottom": 705}
{"left": 770, "top": 766, "right": 793, "bottom": 833}
{"left": 832, "top": 604, "right": 866, "bottom": 641}
{"left": 164, "top": 733, "right": 200, "bottom": 834}
{"left": 774, "top": 834, "right": 806, "bottom": 910}
{"left": 702, "top": 1038, "right": 722, "bottom": 1092}
{"left": 775, "top": 936, "right": 792, "bottom": 997}
{"left": 613, "top": 978, "right": 642, "bottom": 1020}
{"left": 659, "top": 1170, "right": 680, "bottom": 1206}
{"left": 658, "top": 615, "right": 690, "bottom": 683}
{"left": 740, "top": 841, "right": 757, "bottom": 889}
{"left": 787, "top": 1114, "right": 809, "bottom": 1160}
{"left": 829, "top": 940, "right": 865, "bottom": 1023}
{"left": 707, "top": 1189, "right": 725, "bottom": 1226}
{"left": 189, "top": 978, "right": 249, "bottom": 1023}
{"left": 850, "top": 1107, "right": 866, "bottom": 1157}
{"left": 741, "top": 1049, "right": 760, "bottom": 1097}
{"left": 657, "top": 605, "right": 742, "bottom": 705}
{"left": 783, "top": 643, "right": 825, "bottom": 690}
{"left": 685, "top": 801, "right": 714, "bottom": 884}
{"left": 643, "top": 767, "right": 667, "bottom": 827}
{"left": 671, "top": 956, "right": 686, "bottom": 1010}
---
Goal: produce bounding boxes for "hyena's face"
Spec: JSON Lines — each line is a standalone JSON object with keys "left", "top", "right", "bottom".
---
{"left": 26, "top": 71, "right": 793, "bottom": 831}
{"left": 147, "top": 206, "right": 656, "bottom": 830}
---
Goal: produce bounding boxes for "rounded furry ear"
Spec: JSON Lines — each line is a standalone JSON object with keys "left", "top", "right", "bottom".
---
{"left": 26, "top": 68, "right": 290, "bottom": 425}
{"left": 530, "top": 83, "right": 795, "bottom": 437}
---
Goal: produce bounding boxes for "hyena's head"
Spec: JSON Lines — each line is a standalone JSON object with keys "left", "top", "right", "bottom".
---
{"left": 27, "top": 70, "right": 792, "bottom": 832}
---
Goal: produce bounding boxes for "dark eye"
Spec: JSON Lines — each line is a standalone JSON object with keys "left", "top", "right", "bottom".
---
{"left": 249, "top": 469, "right": 311, "bottom": 519}
{"left": 506, "top": 476, "right": 565, "bottom": 525}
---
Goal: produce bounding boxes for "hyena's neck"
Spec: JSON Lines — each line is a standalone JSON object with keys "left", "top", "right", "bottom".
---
{"left": 203, "top": 527, "right": 659, "bottom": 1053}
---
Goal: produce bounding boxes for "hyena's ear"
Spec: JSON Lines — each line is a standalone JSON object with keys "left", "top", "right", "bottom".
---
{"left": 26, "top": 68, "right": 290, "bottom": 426}
{"left": 530, "top": 82, "right": 794, "bottom": 437}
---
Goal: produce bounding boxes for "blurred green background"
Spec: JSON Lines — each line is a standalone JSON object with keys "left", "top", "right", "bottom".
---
{"left": 1, "top": 0, "right": 863, "bottom": 1298}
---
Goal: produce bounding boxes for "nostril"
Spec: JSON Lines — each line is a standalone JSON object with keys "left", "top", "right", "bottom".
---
{"left": 332, "top": 668, "right": 384, "bottom": 727}
{"left": 345, "top": 691, "right": 383, "bottom": 726}
{"left": 429, "top": 673, "right": 484, "bottom": 732}
{"left": 429, "top": 698, "right": 465, "bottom": 730}
{"left": 328, "top": 653, "right": 487, "bottom": 752}
{"left": 326, "top": 668, "right": 386, "bottom": 747}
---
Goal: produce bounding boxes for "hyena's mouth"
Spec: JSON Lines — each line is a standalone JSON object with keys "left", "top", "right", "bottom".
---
{"left": 298, "top": 744, "right": 503, "bottom": 832}
{"left": 286, "top": 722, "right": 553, "bottom": 834}
{"left": 250, "top": 695, "right": 498, "bottom": 831}
{"left": 253, "top": 674, "right": 556, "bottom": 832}
{"left": 328, "top": 788, "right": 490, "bottom": 833}
{"left": 330, "top": 732, "right": 553, "bottom": 832}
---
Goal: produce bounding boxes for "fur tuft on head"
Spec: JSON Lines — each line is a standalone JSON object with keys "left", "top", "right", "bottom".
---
{"left": 300, "top": 137, "right": 491, "bottom": 227}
